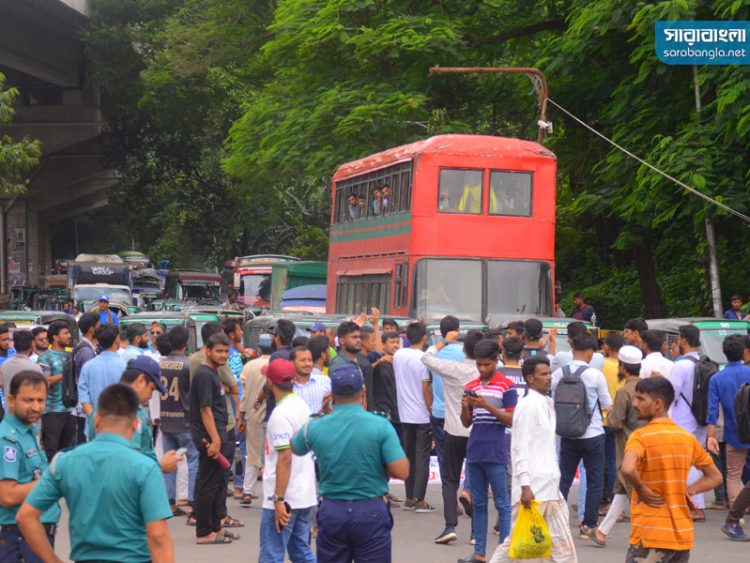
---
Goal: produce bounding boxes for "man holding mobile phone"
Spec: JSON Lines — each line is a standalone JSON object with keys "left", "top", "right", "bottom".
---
{"left": 259, "top": 359, "right": 317, "bottom": 563}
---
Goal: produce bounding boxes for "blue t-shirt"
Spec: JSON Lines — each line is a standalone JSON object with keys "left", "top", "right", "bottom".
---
{"left": 464, "top": 372, "right": 517, "bottom": 465}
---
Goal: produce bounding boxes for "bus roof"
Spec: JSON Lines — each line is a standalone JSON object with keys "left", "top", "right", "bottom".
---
{"left": 333, "top": 135, "right": 556, "bottom": 182}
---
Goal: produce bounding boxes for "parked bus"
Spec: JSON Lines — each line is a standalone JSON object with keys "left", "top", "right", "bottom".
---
{"left": 327, "top": 134, "right": 556, "bottom": 322}
{"left": 232, "top": 255, "right": 299, "bottom": 308}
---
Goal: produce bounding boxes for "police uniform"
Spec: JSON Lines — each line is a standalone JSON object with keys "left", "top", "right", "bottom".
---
{"left": 0, "top": 413, "right": 60, "bottom": 563}
{"left": 26, "top": 432, "right": 171, "bottom": 562}
{"left": 291, "top": 364, "right": 406, "bottom": 563}
{"left": 88, "top": 406, "right": 156, "bottom": 461}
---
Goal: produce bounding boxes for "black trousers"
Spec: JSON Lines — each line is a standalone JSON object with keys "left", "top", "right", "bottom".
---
{"left": 402, "top": 423, "right": 431, "bottom": 501}
{"left": 193, "top": 437, "right": 232, "bottom": 537}
{"left": 441, "top": 433, "right": 469, "bottom": 528}
{"left": 41, "top": 412, "right": 78, "bottom": 461}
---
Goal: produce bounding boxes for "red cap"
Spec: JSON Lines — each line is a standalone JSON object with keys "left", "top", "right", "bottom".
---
{"left": 261, "top": 359, "right": 295, "bottom": 385}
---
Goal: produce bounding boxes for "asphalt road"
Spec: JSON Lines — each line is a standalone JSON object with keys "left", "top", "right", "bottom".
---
{"left": 52, "top": 482, "right": 744, "bottom": 562}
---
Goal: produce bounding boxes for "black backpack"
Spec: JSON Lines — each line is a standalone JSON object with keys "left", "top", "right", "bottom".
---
{"left": 735, "top": 383, "right": 750, "bottom": 444}
{"left": 62, "top": 342, "right": 87, "bottom": 408}
{"left": 554, "top": 365, "right": 596, "bottom": 438}
{"left": 682, "top": 355, "right": 720, "bottom": 426}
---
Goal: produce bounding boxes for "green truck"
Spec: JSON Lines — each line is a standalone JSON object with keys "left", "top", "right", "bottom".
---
{"left": 268, "top": 261, "right": 327, "bottom": 312}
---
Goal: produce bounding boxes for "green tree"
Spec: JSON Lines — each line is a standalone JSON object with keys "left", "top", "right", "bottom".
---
{"left": 0, "top": 74, "right": 41, "bottom": 195}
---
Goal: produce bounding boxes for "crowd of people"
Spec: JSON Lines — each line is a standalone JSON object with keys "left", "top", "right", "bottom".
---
{"left": 0, "top": 307, "right": 750, "bottom": 562}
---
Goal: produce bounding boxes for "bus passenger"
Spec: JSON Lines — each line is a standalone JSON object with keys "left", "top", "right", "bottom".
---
{"left": 381, "top": 184, "right": 391, "bottom": 213}
{"left": 347, "top": 194, "right": 358, "bottom": 220}
{"left": 371, "top": 187, "right": 382, "bottom": 216}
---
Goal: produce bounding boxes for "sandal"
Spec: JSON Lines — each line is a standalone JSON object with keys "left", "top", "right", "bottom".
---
{"left": 239, "top": 494, "right": 253, "bottom": 506}
{"left": 221, "top": 515, "right": 245, "bottom": 528}
{"left": 219, "top": 529, "right": 241, "bottom": 540}
{"left": 197, "top": 533, "right": 233, "bottom": 545}
{"left": 186, "top": 515, "right": 197, "bottom": 526}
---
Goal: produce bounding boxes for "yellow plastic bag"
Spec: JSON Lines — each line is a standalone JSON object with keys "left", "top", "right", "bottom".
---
{"left": 507, "top": 500, "right": 552, "bottom": 560}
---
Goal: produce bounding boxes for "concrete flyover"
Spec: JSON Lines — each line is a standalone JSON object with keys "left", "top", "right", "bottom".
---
{"left": 0, "top": 0, "right": 115, "bottom": 289}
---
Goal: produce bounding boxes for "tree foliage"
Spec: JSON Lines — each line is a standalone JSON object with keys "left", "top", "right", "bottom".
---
{"left": 83, "top": 0, "right": 750, "bottom": 326}
{"left": 0, "top": 74, "right": 41, "bottom": 196}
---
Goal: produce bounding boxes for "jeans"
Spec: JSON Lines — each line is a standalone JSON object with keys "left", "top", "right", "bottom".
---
{"left": 317, "top": 498, "right": 393, "bottom": 563}
{"left": 0, "top": 529, "right": 54, "bottom": 563}
{"left": 259, "top": 507, "right": 315, "bottom": 563}
{"left": 467, "top": 462, "right": 510, "bottom": 557}
{"left": 558, "top": 434, "right": 605, "bottom": 529}
{"left": 402, "top": 423, "right": 431, "bottom": 501}
{"left": 162, "top": 431, "right": 198, "bottom": 504}
{"left": 430, "top": 415, "right": 446, "bottom": 468}
{"left": 603, "top": 427, "right": 616, "bottom": 503}
{"left": 441, "top": 433, "right": 469, "bottom": 529}
{"left": 193, "top": 437, "right": 232, "bottom": 537}
{"left": 577, "top": 462, "right": 586, "bottom": 522}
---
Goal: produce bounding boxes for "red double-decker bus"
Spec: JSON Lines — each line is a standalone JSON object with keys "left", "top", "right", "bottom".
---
{"left": 326, "top": 135, "right": 556, "bottom": 322}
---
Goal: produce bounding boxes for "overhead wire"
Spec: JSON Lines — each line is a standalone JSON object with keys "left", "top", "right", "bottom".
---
{"left": 546, "top": 97, "right": 750, "bottom": 224}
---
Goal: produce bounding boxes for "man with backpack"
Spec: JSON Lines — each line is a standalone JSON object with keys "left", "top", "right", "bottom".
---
{"left": 707, "top": 334, "right": 750, "bottom": 507}
{"left": 68, "top": 312, "right": 99, "bottom": 443}
{"left": 552, "top": 332, "right": 612, "bottom": 539}
{"left": 668, "top": 325, "right": 713, "bottom": 521}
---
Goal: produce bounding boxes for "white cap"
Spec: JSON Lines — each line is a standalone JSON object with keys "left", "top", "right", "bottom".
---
{"left": 618, "top": 345, "right": 643, "bottom": 365}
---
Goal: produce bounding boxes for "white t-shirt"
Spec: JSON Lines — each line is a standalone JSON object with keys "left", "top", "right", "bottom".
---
{"left": 263, "top": 393, "right": 317, "bottom": 510}
{"left": 640, "top": 351, "right": 674, "bottom": 379}
{"left": 393, "top": 347, "right": 430, "bottom": 424}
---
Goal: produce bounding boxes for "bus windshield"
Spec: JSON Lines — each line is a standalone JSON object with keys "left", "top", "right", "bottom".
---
{"left": 240, "top": 274, "right": 271, "bottom": 306}
{"left": 412, "top": 259, "right": 552, "bottom": 321}
{"left": 74, "top": 287, "right": 131, "bottom": 304}
{"left": 182, "top": 284, "right": 220, "bottom": 301}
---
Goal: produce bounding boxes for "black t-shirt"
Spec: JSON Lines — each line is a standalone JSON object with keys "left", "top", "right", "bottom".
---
{"left": 159, "top": 354, "right": 191, "bottom": 434}
{"left": 522, "top": 347, "right": 548, "bottom": 362}
{"left": 499, "top": 366, "right": 527, "bottom": 398}
{"left": 357, "top": 353, "right": 374, "bottom": 410}
{"left": 265, "top": 346, "right": 292, "bottom": 421}
{"left": 190, "top": 364, "right": 229, "bottom": 441}
{"left": 372, "top": 359, "right": 399, "bottom": 423}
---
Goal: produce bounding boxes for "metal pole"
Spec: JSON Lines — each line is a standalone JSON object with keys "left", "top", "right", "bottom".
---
{"left": 693, "top": 65, "right": 722, "bottom": 317}
{"left": 428, "top": 66, "right": 550, "bottom": 143}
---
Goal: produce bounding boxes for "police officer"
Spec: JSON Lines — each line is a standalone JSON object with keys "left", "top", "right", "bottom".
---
{"left": 291, "top": 363, "right": 409, "bottom": 563}
{"left": 17, "top": 383, "right": 174, "bottom": 563}
{"left": 0, "top": 371, "right": 60, "bottom": 563}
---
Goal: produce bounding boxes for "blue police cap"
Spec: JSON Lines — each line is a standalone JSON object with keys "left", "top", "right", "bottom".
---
{"left": 127, "top": 356, "right": 167, "bottom": 394}
{"left": 330, "top": 363, "right": 364, "bottom": 396}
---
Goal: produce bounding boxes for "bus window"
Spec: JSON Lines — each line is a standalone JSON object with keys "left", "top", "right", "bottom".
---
{"left": 336, "top": 275, "right": 391, "bottom": 314}
{"left": 489, "top": 171, "right": 532, "bottom": 217}
{"left": 438, "top": 169, "right": 483, "bottom": 214}
{"left": 412, "top": 259, "right": 482, "bottom": 321}
{"left": 486, "top": 260, "right": 552, "bottom": 316}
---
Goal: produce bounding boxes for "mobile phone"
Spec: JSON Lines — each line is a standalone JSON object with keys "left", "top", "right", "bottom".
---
{"left": 175, "top": 447, "right": 188, "bottom": 456}
{"left": 278, "top": 501, "right": 292, "bottom": 530}
{"left": 464, "top": 389, "right": 478, "bottom": 398}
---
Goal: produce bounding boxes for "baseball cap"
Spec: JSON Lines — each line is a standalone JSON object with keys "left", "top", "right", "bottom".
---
{"left": 307, "top": 321, "right": 327, "bottom": 333}
{"left": 127, "top": 356, "right": 167, "bottom": 393}
{"left": 330, "top": 363, "right": 364, "bottom": 396}
{"left": 98, "top": 295, "right": 110, "bottom": 303}
{"left": 262, "top": 359, "right": 295, "bottom": 385}
{"left": 618, "top": 345, "right": 643, "bottom": 365}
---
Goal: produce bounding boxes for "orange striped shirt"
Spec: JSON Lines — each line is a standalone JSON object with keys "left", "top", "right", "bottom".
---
{"left": 624, "top": 417, "right": 712, "bottom": 551}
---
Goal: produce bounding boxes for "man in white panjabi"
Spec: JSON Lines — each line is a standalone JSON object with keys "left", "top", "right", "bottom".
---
{"left": 490, "top": 356, "right": 577, "bottom": 563}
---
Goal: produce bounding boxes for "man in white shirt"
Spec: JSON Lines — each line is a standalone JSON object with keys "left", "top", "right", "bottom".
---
{"left": 290, "top": 345, "right": 331, "bottom": 415}
{"left": 423, "top": 329, "right": 484, "bottom": 544}
{"left": 491, "top": 356, "right": 577, "bottom": 562}
{"left": 259, "top": 359, "right": 317, "bottom": 562}
{"left": 549, "top": 321, "right": 605, "bottom": 373}
{"left": 639, "top": 330, "right": 674, "bottom": 378}
{"left": 552, "top": 333, "right": 612, "bottom": 537}
{"left": 393, "top": 321, "right": 433, "bottom": 513}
